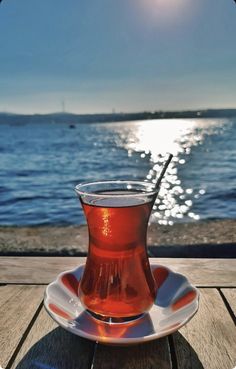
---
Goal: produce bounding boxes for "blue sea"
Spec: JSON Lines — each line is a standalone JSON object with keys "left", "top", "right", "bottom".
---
{"left": 0, "top": 118, "right": 235, "bottom": 226}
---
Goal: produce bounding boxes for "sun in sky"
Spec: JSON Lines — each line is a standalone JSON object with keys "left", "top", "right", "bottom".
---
{"left": 0, "top": 0, "right": 235, "bottom": 113}
{"left": 136, "top": 0, "right": 199, "bottom": 26}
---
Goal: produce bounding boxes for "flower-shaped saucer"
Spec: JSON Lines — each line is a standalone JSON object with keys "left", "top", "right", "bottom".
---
{"left": 44, "top": 263, "right": 199, "bottom": 345}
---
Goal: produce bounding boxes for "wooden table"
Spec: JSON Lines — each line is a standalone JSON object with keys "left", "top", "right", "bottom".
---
{"left": 0, "top": 257, "right": 235, "bottom": 369}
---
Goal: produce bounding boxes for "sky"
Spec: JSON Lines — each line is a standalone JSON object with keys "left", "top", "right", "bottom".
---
{"left": 0, "top": 0, "right": 236, "bottom": 114}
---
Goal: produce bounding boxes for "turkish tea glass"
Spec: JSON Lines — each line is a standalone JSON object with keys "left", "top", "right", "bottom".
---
{"left": 75, "top": 180, "right": 158, "bottom": 323}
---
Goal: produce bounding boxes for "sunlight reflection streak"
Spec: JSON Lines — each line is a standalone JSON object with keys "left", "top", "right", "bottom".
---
{"left": 106, "top": 119, "right": 227, "bottom": 224}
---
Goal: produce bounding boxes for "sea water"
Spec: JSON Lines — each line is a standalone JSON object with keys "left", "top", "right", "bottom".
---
{"left": 0, "top": 118, "right": 235, "bottom": 225}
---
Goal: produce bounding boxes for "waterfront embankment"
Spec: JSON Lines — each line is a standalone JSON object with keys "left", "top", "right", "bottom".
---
{"left": 0, "top": 220, "right": 235, "bottom": 258}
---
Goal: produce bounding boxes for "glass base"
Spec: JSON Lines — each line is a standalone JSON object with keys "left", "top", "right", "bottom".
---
{"left": 86, "top": 309, "right": 144, "bottom": 324}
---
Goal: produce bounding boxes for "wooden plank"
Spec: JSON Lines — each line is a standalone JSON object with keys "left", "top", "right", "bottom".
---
{"left": 0, "top": 285, "right": 26, "bottom": 308}
{"left": 158, "top": 258, "right": 236, "bottom": 287}
{"left": 172, "top": 288, "right": 236, "bottom": 369}
{"left": 220, "top": 288, "right": 236, "bottom": 319}
{"left": 0, "top": 257, "right": 235, "bottom": 286}
{"left": 9, "top": 307, "right": 96, "bottom": 369}
{"left": 93, "top": 338, "right": 172, "bottom": 369}
{"left": 0, "top": 256, "right": 86, "bottom": 284}
{"left": 0, "top": 285, "right": 44, "bottom": 369}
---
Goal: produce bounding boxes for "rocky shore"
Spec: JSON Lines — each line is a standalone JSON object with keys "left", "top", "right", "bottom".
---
{"left": 0, "top": 220, "right": 235, "bottom": 258}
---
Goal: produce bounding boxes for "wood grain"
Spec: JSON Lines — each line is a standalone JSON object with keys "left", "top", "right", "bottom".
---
{"left": 220, "top": 288, "right": 236, "bottom": 319}
{"left": 0, "top": 285, "right": 44, "bottom": 369}
{"left": 10, "top": 307, "right": 96, "bottom": 369}
{"left": 1, "top": 257, "right": 236, "bottom": 369}
{"left": 0, "top": 256, "right": 86, "bottom": 284}
{"left": 0, "top": 257, "right": 235, "bottom": 286}
{"left": 0, "top": 285, "right": 26, "bottom": 308}
{"left": 173, "top": 288, "right": 236, "bottom": 369}
{"left": 93, "top": 338, "right": 172, "bottom": 369}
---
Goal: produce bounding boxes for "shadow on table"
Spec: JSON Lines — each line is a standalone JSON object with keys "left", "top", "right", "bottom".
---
{"left": 92, "top": 333, "right": 205, "bottom": 369}
{"left": 15, "top": 328, "right": 204, "bottom": 369}
{"left": 14, "top": 327, "right": 95, "bottom": 369}
{"left": 148, "top": 242, "right": 236, "bottom": 258}
{"left": 171, "top": 331, "right": 204, "bottom": 369}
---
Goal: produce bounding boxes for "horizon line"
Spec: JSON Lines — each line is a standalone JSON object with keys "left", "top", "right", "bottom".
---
{"left": 1, "top": 107, "right": 236, "bottom": 116}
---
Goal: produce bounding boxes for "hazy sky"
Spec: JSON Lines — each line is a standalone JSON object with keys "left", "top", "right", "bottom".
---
{"left": 0, "top": 0, "right": 236, "bottom": 114}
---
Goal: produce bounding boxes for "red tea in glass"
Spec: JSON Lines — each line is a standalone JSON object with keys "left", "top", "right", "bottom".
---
{"left": 75, "top": 181, "right": 158, "bottom": 322}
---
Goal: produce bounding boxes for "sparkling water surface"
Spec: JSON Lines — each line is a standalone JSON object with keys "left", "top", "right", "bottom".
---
{"left": 0, "top": 118, "right": 235, "bottom": 225}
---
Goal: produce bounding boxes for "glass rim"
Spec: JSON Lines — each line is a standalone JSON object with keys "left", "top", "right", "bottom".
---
{"left": 75, "top": 180, "right": 158, "bottom": 198}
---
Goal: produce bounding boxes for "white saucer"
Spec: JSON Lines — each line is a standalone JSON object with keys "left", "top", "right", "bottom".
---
{"left": 44, "top": 263, "right": 199, "bottom": 345}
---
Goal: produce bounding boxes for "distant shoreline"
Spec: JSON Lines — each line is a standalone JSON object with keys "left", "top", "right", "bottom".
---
{"left": 0, "top": 219, "right": 235, "bottom": 258}
{"left": 1, "top": 108, "right": 236, "bottom": 125}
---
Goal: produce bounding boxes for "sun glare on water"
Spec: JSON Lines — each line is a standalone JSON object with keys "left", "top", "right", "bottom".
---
{"left": 105, "top": 119, "right": 227, "bottom": 225}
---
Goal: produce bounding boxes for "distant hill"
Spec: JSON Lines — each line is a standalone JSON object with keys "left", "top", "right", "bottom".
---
{"left": 0, "top": 109, "right": 236, "bottom": 124}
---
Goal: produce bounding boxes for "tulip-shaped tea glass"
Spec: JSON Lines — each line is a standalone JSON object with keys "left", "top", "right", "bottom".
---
{"left": 75, "top": 180, "right": 158, "bottom": 323}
